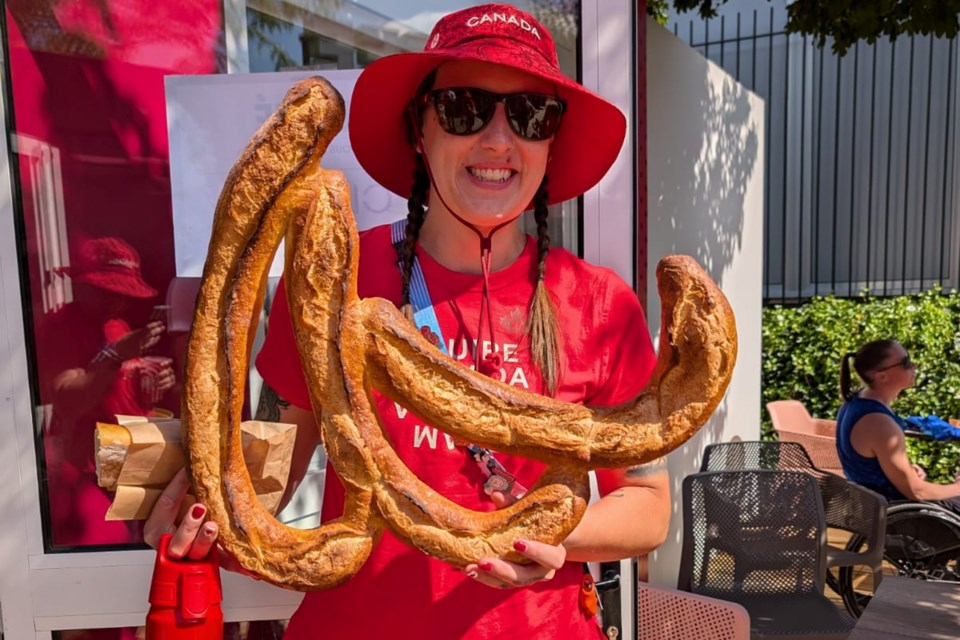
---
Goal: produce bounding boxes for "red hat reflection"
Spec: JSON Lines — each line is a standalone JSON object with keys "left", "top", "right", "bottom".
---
{"left": 71, "top": 236, "right": 157, "bottom": 298}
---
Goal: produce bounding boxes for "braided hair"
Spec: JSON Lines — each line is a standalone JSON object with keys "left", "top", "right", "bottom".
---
{"left": 398, "top": 154, "right": 431, "bottom": 324}
{"left": 525, "top": 177, "right": 561, "bottom": 394}
{"left": 399, "top": 70, "right": 562, "bottom": 395}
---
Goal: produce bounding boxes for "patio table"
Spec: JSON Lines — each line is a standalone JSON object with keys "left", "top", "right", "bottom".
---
{"left": 848, "top": 575, "right": 960, "bottom": 639}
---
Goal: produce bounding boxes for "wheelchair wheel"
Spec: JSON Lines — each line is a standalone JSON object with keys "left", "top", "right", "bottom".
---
{"left": 835, "top": 502, "right": 960, "bottom": 617}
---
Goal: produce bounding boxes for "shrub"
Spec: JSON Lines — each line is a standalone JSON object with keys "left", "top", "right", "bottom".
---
{"left": 762, "top": 288, "right": 960, "bottom": 483}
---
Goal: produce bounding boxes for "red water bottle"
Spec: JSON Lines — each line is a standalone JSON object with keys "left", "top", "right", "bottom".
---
{"left": 146, "top": 533, "right": 223, "bottom": 639}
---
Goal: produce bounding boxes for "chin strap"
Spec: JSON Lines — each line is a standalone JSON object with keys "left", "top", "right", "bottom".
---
{"left": 391, "top": 218, "right": 527, "bottom": 502}
{"left": 411, "top": 120, "right": 513, "bottom": 376}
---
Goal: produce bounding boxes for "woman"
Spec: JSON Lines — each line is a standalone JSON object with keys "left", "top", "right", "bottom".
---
{"left": 837, "top": 339, "right": 960, "bottom": 510}
{"left": 38, "top": 236, "right": 173, "bottom": 548}
{"left": 146, "top": 5, "right": 669, "bottom": 638}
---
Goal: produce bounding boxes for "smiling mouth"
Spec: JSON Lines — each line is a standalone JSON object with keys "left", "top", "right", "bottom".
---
{"left": 469, "top": 167, "right": 514, "bottom": 182}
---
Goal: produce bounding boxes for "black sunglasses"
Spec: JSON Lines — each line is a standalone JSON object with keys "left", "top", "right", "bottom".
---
{"left": 876, "top": 354, "right": 913, "bottom": 372}
{"left": 422, "top": 87, "right": 566, "bottom": 141}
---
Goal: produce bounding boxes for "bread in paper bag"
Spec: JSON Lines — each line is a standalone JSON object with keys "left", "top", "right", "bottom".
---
{"left": 94, "top": 418, "right": 296, "bottom": 520}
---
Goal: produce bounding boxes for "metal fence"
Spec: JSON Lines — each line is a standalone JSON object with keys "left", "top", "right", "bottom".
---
{"left": 672, "top": 8, "right": 960, "bottom": 304}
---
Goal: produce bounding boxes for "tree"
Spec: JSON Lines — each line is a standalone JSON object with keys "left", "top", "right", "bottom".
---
{"left": 650, "top": 0, "right": 960, "bottom": 55}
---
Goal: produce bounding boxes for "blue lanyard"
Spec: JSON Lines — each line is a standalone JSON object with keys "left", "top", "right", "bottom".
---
{"left": 390, "top": 219, "right": 526, "bottom": 499}
{"left": 391, "top": 220, "right": 448, "bottom": 355}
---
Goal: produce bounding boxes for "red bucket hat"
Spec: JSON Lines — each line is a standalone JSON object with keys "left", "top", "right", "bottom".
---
{"left": 71, "top": 237, "right": 157, "bottom": 298}
{"left": 348, "top": 3, "right": 627, "bottom": 207}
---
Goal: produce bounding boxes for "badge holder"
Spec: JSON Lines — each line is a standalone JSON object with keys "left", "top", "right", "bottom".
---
{"left": 466, "top": 444, "right": 528, "bottom": 500}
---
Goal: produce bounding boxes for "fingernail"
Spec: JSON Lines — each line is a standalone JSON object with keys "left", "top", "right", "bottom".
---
{"left": 466, "top": 570, "right": 479, "bottom": 579}
{"left": 191, "top": 504, "right": 205, "bottom": 520}
{"left": 513, "top": 540, "right": 528, "bottom": 552}
{"left": 479, "top": 561, "right": 493, "bottom": 572}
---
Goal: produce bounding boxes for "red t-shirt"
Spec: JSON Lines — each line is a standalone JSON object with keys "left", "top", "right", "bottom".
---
{"left": 256, "top": 224, "right": 656, "bottom": 640}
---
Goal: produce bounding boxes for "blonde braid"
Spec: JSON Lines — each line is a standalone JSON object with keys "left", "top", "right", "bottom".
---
{"left": 525, "top": 178, "right": 561, "bottom": 395}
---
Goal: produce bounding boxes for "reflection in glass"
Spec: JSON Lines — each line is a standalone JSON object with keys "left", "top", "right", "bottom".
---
{"left": 36, "top": 237, "right": 175, "bottom": 547}
{"left": 4, "top": 0, "right": 224, "bottom": 555}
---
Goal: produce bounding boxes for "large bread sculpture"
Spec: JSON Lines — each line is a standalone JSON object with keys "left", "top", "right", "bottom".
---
{"left": 182, "top": 76, "right": 738, "bottom": 591}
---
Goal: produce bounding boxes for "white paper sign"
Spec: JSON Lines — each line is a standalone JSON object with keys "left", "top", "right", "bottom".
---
{"left": 165, "top": 70, "right": 407, "bottom": 277}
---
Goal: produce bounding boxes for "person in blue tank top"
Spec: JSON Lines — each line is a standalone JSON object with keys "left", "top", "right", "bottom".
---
{"left": 837, "top": 339, "right": 960, "bottom": 513}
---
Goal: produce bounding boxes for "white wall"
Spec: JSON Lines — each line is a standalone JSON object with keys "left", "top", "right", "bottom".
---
{"left": 671, "top": 3, "right": 960, "bottom": 299}
{"left": 645, "top": 17, "right": 765, "bottom": 585}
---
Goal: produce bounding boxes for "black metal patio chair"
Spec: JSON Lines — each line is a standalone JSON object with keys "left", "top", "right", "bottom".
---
{"left": 678, "top": 469, "right": 856, "bottom": 639}
{"left": 701, "top": 440, "right": 887, "bottom": 618}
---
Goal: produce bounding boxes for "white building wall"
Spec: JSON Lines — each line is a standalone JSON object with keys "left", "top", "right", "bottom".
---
{"left": 670, "top": 2, "right": 960, "bottom": 299}
{"left": 645, "top": 18, "right": 765, "bottom": 585}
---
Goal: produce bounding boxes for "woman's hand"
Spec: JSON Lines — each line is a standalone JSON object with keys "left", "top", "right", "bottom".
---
{"left": 460, "top": 490, "right": 565, "bottom": 589}
{"left": 153, "top": 359, "right": 176, "bottom": 393}
{"left": 464, "top": 538, "right": 567, "bottom": 590}
{"left": 143, "top": 468, "right": 218, "bottom": 560}
{"left": 114, "top": 320, "right": 165, "bottom": 361}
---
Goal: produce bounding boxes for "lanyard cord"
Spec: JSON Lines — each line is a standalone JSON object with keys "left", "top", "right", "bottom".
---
{"left": 390, "top": 221, "right": 527, "bottom": 500}
{"left": 410, "top": 115, "right": 512, "bottom": 375}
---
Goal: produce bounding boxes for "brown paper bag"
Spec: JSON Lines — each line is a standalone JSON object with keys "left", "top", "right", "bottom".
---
{"left": 96, "top": 417, "right": 296, "bottom": 520}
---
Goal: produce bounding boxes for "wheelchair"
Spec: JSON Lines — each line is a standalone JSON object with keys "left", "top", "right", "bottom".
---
{"left": 832, "top": 500, "right": 960, "bottom": 617}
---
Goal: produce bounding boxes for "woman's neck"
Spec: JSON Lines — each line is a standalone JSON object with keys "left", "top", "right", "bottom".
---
{"left": 417, "top": 208, "right": 527, "bottom": 274}
{"left": 859, "top": 386, "right": 897, "bottom": 408}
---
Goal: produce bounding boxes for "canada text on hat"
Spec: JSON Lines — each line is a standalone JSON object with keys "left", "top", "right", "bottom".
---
{"left": 429, "top": 6, "right": 551, "bottom": 54}
{"left": 464, "top": 10, "right": 542, "bottom": 39}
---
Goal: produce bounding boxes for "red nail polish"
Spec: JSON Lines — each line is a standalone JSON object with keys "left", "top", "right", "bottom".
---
{"left": 479, "top": 562, "right": 493, "bottom": 572}
{"left": 513, "top": 540, "right": 528, "bottom": 552}
{"left": 191, "top": 504, "right": 205, "bottom": 519}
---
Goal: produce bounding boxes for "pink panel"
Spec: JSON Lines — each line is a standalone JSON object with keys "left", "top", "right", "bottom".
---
{"left": 5, "top": 0, "right": 223, "bottom": 553}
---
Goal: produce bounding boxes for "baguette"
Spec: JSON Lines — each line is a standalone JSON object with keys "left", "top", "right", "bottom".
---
{"left": 184, "top": 77, "right": 376, "bottom": 591}
{"left": 183, "top": 75, "right": 738, "bottom": 590}
{"left": 96, "top": 420, "right": 293, "bottom": 519}
{"left": 95, "top": 422, "right": 132, "bottom": 492}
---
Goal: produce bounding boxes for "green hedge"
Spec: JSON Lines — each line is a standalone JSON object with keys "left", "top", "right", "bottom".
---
{"left": 762, "top": 288, "right": 960, "bottom": 483}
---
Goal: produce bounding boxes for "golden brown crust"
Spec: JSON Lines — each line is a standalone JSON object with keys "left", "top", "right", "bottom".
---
{"left": 183, "top": 77, "right": 375, "bottom": 591}
{"left": 184, "top": 75, "right": 738, "bottom": 590}
{"left": 358, "top": 254, "right": 737, "bottom": 469}
{"left": 95, "top": 423, "right": 132, "bottom": 491}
